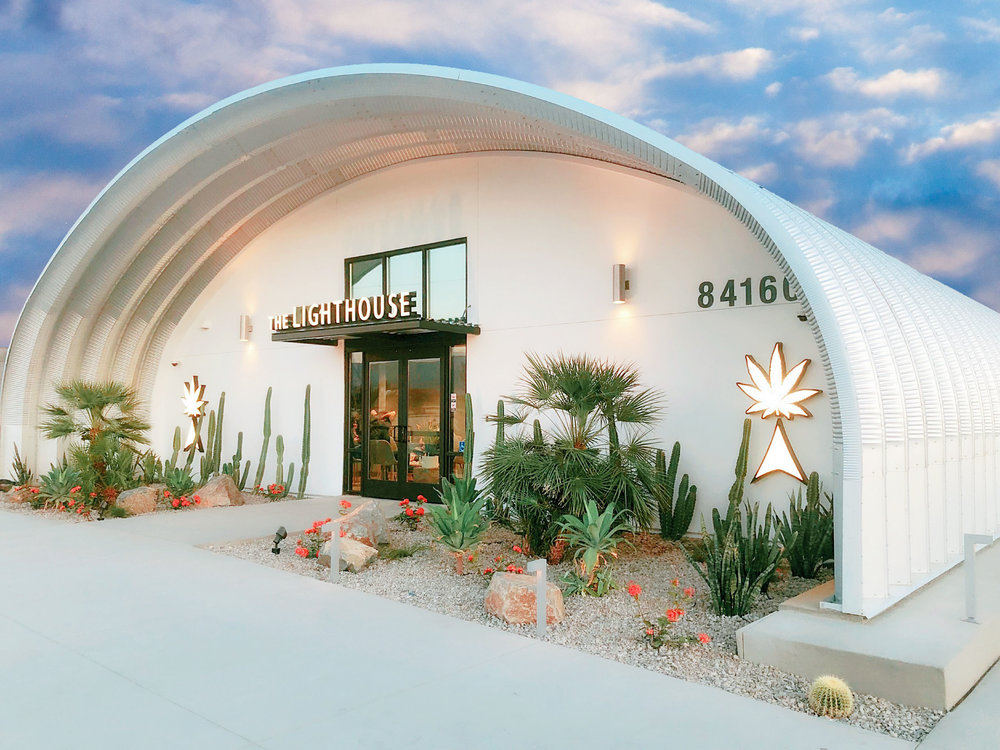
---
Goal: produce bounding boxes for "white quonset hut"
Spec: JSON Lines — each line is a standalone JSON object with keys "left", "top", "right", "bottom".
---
{"left": 2, "top": 65, "right": 999, "bottom": 619}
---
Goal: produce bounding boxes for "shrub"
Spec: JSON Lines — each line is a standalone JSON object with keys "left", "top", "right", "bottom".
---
{"left": 483, "top": 354, "right": 662, "bottom": 555}
{"left": 394, "top": 495, "right": 428, "bottom": 529}
{"left": 558, "top": 500, "right": 632, "bottom": 597}
{"left": 294, "top": 518, "right": 332, "bottom": 559}
{"left": 628, "top": 579, "right": 708, "bottom": 649}
{"left": 808, "top": 675, "right": 854, "bottom": 718}
{"left": 684, "top": 419, "right": 786, "bottom": 616}
{"left": 778, "top": 471, "right": 834, "bottom": 578}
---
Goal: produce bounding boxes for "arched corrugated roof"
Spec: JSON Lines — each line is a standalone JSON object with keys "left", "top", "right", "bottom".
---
{"left": 2, "top": 64, "right": 998, "bottom": 616}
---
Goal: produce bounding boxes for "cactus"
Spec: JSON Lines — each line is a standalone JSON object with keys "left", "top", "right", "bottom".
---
{"left": 200, "top": 410, "right": 216, "bottom": 484}
{"left": 778, "top": 471, "right": 834, "bottom": 578}
{"left": 281, "top": 465, "right": 295, "bottom": 498}
{"left": 808, "top": 675, "right": 854, "bottom": 718}
{"left": 532, "top": 419, "right": 543, "bottom": 446}
{"left": 183, "top": 416, "right": 201, "bottom": 472}
{"left": 253, "top": 387, "right": 272, "bottom": 491}
{"left": 212, "top": 391, "right": 225, "bottom": 475}
{"left": 297, "top": 385, "right": 311, "bottom": 499}
{"left": 463, "top": 392, "right": 475, "bottom": 469}
{"left": 224, "top": 432, "right": 244, "bottom": 484}
{"left": 275, "top": 434, "right": 284, "bottom": 487}
{"left": 165, "top": 426, "right": 182, "bottom": 473}
{"left": 240, "top": 459, "right": 251, "bottom": 490}
{"left": 651, "top": 442, "right": 698, "bottom": 541}
{"left": 494, "top": 400, "right": 505, "bottom": 446}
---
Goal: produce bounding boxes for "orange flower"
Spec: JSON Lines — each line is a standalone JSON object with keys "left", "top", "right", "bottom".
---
{"left": 627, "top": 582, "right": 642, "bottom": 599}
{"left": 665, "top": 609, "right": 681, "bottom": 623}
{"left": 698, "top": 633, "right": 711, "bottom": 644}
{"left": 89, "top": 492, "right": 96, "bottom": 498}
{"left": 339, "top": 528, "right": 347, "bottom": 538}
{"left": 646, "top": 628, "right": 655, "bottom": 636}
{"left": 340, "top": 500, "right": 352, "bottom": 509}
{"left": 671, "top": 578, "right": 679, "bottom": 586}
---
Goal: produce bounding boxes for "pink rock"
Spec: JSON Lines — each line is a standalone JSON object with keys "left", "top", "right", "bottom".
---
{"left": 195, "top": 474, "right": 244, "bottom": 508}
{"left": 323, "top": 499, "right": 388, "bottom": 547}
{"left": 484, "top": 572, "right": 565, "bottom": 625}
{"left": 117, "top": 486, "right": 158, "bottom": 515}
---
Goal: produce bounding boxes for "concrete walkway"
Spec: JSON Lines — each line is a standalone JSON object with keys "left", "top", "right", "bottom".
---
{"left": 0, "top": 499, "right": 986, "bottom": 749}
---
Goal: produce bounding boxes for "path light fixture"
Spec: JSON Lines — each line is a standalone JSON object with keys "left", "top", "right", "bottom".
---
{"left": 272, "top": 526, "right": 287, "bottom": 554}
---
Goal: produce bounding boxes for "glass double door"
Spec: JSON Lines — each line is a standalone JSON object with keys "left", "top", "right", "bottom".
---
{"left": 363, "top": 350, "right": 445, "bottom": 500}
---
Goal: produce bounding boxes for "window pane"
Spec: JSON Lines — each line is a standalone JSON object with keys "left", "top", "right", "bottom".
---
{"left": 407, "top": 357, "right": 441, "bottom": 485}
{"left": 368, "top": 361, "right": 399, "bottom": 481}
{"left": 349, "top": 352, "right": 363, "bottom": 492}
{"left": 350, "top": 258, "right": 382, "bottom": 298}
{"left": 388, "top": 251, "right": 423, "bottom": 315}
{"left": 428, "top": 243, "right": 467, "bottom": 320}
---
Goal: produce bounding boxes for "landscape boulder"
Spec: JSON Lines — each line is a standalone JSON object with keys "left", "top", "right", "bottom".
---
{"left": 195, "top": 474, "right": 244, "bottom": 508}
{"left": 323, "top": 499, "right": 388, "bottom": 546}
{"left": 319, "top": 536, "right": 378, "bottom": 573}
{"left": 117, "top": 486, "right": 158, "bottom": 515}
{"left": 484, "top": 572, "right": 565, "bottom": 625}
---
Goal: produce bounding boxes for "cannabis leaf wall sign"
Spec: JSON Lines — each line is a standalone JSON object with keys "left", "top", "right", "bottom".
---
{"left": 737, "top": 342, "right": 821, "bottom": 483}
{"left": 181, "top": 375, "right": 208, "bottom": 452}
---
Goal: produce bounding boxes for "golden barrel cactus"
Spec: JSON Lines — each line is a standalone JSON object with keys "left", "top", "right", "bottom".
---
{"left": 808, "top": 675, "right": 855, "bottom": 718}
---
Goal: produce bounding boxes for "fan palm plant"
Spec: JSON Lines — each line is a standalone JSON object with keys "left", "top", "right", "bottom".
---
{"left": 40, "top": 380, "right": 150, "bottom": 502}
{"left": 483, "top": 353, "right": 662, "bottom": 554}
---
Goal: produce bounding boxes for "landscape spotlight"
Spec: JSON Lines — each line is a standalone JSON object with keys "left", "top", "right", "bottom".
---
{"left": 272, "top": 526, "right": 287, "bottom": 554}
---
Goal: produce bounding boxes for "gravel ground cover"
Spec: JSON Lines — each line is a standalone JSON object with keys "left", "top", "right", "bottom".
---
{"left": 208, "top": 522, "right": 943, "bottom": 741}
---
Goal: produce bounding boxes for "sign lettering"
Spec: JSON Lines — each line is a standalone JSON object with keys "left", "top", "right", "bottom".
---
{"left": 270, "top": 291, "right": 418, "bottom": 333}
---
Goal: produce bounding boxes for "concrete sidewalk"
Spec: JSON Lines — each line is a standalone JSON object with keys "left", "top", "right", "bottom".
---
{"left": 0, "top": 501, "right": 978, "bottom": 749}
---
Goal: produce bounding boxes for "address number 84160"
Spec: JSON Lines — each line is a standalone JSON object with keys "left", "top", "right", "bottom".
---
{"left": 697, "top": 276, "right": 797, "bottom": 309}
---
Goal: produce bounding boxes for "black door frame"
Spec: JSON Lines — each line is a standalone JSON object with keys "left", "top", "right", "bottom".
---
{"left": 344, "top": 334, "right": 464, "bottom": 500}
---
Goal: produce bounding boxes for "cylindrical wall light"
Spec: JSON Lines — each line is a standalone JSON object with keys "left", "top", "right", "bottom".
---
{"left": 239, "top": 314, "right": 253, "bottom": 341}
{"left": 612, "top": 264, "right": 629, "bottom": 304}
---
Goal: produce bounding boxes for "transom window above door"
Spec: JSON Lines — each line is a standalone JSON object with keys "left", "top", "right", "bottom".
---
{"left": 346, "top": 239, "right": 468, "bottom": 322}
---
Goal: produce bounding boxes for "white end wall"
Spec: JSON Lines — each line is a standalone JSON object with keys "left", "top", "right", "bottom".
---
{"left": 150, "top": 153, "right": 832, "bottom": 522}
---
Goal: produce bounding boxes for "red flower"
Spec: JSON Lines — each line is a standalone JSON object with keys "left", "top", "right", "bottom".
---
{"left": 70, "top": 486, "right": 81, "bottom": 494}
{"left": 467, "top": 554, "right": 474, "bottom": 561}
{"left": 325, "top": 518, "right": 332, "bottom": 523}
{"left": 89, "top": 492, "right": 96, "bottom": 498}
{"left": 683, "top": 587, "right": 696, "bottom": 598}
{"left": 483, "top": 568, "right": 494, "bottom": 574}
{"left": 405, "top": 508, "right": 414, "bottom": 517}
{"left": 417, "top": 495, "right": 426, "bottom": 502}
{"left": 164, "top": 490, "right": 171, "bottom": 498}
{"left": 339, "top": 528, "right": 347, "bottom": 538}
{"left": 415, "top": 507, "right": 425, "bottom": 516}
{"left": 506, "top": 564, "right": 515, "bottom": 572}
{"left": 30, "top": 487, "right": 39, "bottom": 493}
{"left": 194, "top": 498, "right": 201, "bottom": 505}
{"left": 77, "top": 507, "right": 84, "bottom": 514}
{"left": 340, "top": 500, "right": 352, "bottom": 509}
{"left": 400, "top": 499, "right": 410, "bottom": 506}
{"left": 698, "top": 633, "right": 711, "bottom": 644}
{"left": 171, "top": 499, "right": 180, "bottom": 508}
{"left": 294, "top": 547, "right": 308, "bottom": 558}
{"left": 181, "top": 499, "right": 190, "bottom": 507}
{"left": 666, "top": 609, "right": 681, "bottom": 623}
{"left": 627, "top": 582, "right": 642, "bottom": 599}
{"left": 646, "top": 628, "right": 655, "bottom": 636}
{"left": 515, "top": 567, "right": 524, "bottom": 574}
{"left": 68, "top": 499, "right": 75, "bottom": 507}
{"left": 512, "top": 545, "right": 523, "bottom": 554}
{"left": 671, "top": 578, "right": 679, "bottom": 587}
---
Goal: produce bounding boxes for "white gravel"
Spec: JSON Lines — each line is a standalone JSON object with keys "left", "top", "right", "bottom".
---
{"left": 207, "top": 523, "right": 943, "bottom": 742}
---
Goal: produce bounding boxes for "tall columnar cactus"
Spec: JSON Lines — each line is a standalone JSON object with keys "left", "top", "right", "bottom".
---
{"left": 253, "top": 386, "right": 272, "bottom": 491}
{"left": 184, "top": 416, "right": 201, "bottom": 472}
{"left": 275, "top": 434, "right": 285, "bottom": 487}
{"left": 729, "top": 417, "right": 751, "bottom": 513}
{"left": 224, "top": 432, "right": 243, "bottom": 482}
{"left": 532, "top": 418, "right": 543, "bottom": 446}
{"left": 166, "top": 426, "right": 182, "bottom": 473}
{"left": 212, "top": 391, "right": 226, "bottom": 475}
{"left": 494, "top": 400, "right": 505, "bottom": 446}
{"left": 653, "top": 442, "right": 698, "bottom": 541}
{"left": 281, "top": 465, "right": 295, "bottom": 498}
{"left": 808, "top": 675, "right": 854, "bottom": 718}
{"left": 200, "top": 410, "right": 217, "bottom": 484}
{"left": 463, "top": 392, "right": 475, "bottom": 469}
{"left": 297, "top": 385, "right": 311, "bottom": 499}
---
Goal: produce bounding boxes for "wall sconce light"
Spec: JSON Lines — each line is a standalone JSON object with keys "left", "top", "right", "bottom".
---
{"left": 240, "top": 314, "right": 253, "bottom": 342}
{"left": 612, "top": 264, "right": 630, "bottom": 304}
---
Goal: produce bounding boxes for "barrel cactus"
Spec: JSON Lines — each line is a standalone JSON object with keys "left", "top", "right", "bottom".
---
{"left": 808, "top": 675, "right": 854, "bottom": 718}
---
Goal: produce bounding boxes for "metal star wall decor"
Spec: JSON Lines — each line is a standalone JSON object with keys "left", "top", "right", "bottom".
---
{"left": 181, "top": 375, "right": 208, "bottom": 452}
{"left": 737, "top": 342, "right": 821, "bottom": 483}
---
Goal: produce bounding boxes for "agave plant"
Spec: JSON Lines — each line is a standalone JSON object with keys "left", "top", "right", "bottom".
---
{"left": 37, "top": 462, "right": 85, "bottom": 510}
{"left": 429, "top": 491, "right": 490, "bottom": 574}
{"left": 558, "top": 500, "right": 632, "bottom": 596}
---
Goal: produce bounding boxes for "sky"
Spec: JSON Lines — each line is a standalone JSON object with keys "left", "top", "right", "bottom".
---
{"left": 0, "top": 0, "right": 998, "bottom": 347}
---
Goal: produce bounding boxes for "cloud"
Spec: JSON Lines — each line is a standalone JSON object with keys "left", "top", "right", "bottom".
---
{"left": 675, "top": 116, "right": 771, "bottom": 157}
{"left": 654, "top": 48, "right": 775, "bottom": 81}
{"left": 765, "top": 82, "right": 782, "bottom": 96}
{"left": 976, "top": 159, "right": 1000, "bottom": 189}
{"left": 737, "top": 162, "right": 778, "bottom": 184}
{"left": 852, "top": 209, "right": 922, "bottom": 245}
{"left": 790, "top": 27, "right": 820, "bottom": 41}
{"left": 906, "top": 112, "right": 1000, "bottom": 160}
{"left": 962, "top": 17, "right": 1000, "bottom": 43}
{"left": 791, "top": 109, "right": 906, "bottom": 168}
{"left": 826, "top": 67, "right": 945, "bottom": 98}
{"left": 0, "top": 172, "right": 103, "bottom": 254}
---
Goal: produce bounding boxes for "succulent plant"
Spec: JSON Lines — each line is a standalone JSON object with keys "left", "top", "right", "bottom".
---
{"left": 808, "top": 675, "right": 854, "bottom": 718}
